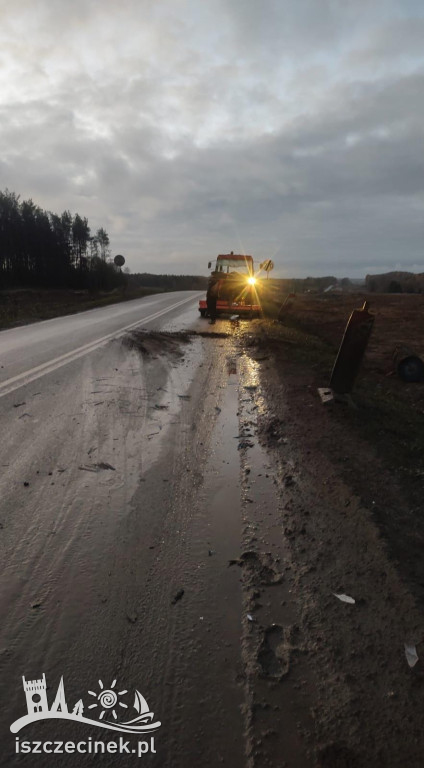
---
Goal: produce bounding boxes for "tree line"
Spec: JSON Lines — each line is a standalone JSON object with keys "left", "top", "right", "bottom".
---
{"left": 267, "top": 275, "right": 338, "bottom": 293}
{"left": 366, "top": 271, "right": 424, "bottom": 294}
{"left": 127, "top": 272, "right": 208, "bottom": 291}
{"left": 0, "top": 189, "right": 122, "bottom": 291}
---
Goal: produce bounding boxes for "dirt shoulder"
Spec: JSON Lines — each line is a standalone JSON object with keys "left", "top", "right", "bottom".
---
{"left": 235, "top": 313, "right": 424, "bottom": 767}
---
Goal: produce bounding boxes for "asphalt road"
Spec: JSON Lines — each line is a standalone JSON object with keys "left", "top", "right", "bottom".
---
{"left": 0, "top": 292, "right": 200, "bottom": 397}
{"left": 0, "top": 291, "right": 257, "bottom": 768}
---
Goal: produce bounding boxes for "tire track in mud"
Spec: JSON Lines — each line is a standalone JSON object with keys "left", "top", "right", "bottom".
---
{"left": 117, "top": 330, "right": 318, "bottom": 768}
{"left": 114, "top": 336, "right": 246, "bottom": 768}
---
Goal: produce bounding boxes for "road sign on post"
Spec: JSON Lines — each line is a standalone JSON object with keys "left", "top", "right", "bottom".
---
{"left": 114, "top": 254, "right": 125, "bottom": 268}
{"left": 260, "top": 259, "right": 274, "bottom": 273}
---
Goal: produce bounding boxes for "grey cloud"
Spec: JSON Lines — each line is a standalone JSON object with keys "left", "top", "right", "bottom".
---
{"left": 1, "top": 0, "right": 424, "bottom": 277}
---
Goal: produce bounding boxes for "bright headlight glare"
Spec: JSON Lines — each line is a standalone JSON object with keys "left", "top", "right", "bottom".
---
{"left": 247, "top": 276, "right": 256, "bottom": 285}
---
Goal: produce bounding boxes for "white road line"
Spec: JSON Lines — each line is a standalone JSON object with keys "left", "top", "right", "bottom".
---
{"left": 0, "top": 294, "right": 198, "bottom": 399}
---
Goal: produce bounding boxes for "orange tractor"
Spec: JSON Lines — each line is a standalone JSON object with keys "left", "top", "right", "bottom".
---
{"left": 198, "top": 252, "right": 262, "bottom": 318}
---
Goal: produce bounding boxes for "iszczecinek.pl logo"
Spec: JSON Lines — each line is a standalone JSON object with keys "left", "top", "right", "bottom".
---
{"left": 10, "top": 675, "right": 161, "bottom": 735}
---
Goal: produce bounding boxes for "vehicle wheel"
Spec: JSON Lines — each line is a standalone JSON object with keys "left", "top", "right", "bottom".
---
{"left": 199, "top": 309, "right": 207, "bottom": 317}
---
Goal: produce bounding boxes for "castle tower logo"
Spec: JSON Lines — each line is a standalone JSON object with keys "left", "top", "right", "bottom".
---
{"left": 11, "top": 675, "right": 161, "bottom": 735}
{"left": 23, "top": 675, "right": 49, "bottom": 716}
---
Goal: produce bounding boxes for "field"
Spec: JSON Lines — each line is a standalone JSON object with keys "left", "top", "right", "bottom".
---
{"left": 261, "top": 289, "right": 424, "bottom": 422}
{"left": 255, "top": 290, "right": 424, "bottom": 603}
{"left": 269, "top": 290, "right": 424, "bottom": 369}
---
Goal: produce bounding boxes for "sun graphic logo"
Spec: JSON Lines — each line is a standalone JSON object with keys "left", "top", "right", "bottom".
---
{"left": 88, "top": 680, "right": 128, "bottom": 721}
{"left": 11, "top": 674, "right": 161, "bottom": 735}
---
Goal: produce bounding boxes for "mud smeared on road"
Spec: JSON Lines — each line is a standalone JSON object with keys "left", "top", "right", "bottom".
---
{"left": 123, "top": 329, "right": 192, "bottom": 358}
{"left": 123, "top": 329, "right": 230, "bottom": 360}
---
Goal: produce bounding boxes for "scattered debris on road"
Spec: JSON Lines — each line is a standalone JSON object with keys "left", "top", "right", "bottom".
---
{"left": 238, "top": 439, "right": 254, "bottom": 450}
{"left": 334, "top": 593, "right": 356, "bottom": 604}
{"left": 78, "top": 462, "right": 116, "bottom": 472}
{"left": 404, "top": 643, "right": 419, "bottom": 668}
{"left": 172, "top": 589, "right": 185, "bottom": 605}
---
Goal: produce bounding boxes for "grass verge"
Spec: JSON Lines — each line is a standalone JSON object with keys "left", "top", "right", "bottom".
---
{"left": 250, "top": 313, "right": 424, "bottom": 511}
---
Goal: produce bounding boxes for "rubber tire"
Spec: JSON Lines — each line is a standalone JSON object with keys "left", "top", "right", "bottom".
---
{"left": 199, "top": 309, "right": 207, "bottom": 317}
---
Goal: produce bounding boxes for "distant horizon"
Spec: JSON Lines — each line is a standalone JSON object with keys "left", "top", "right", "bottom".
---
{"left": 124, "top": 266, "right": 424, "bottom": 281}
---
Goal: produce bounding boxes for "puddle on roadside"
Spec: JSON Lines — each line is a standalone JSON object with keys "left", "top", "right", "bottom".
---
{"left": 237, "top": 351, "right": 315, "bottom": 768}
{"left": 176, "top": 347, "right": 245, "bottom": 766}
{"left": 198, "top": 352, "right": 241, "bottom": 562}
{"left": 191, "top": 347, "right": 314, "bottom": 766}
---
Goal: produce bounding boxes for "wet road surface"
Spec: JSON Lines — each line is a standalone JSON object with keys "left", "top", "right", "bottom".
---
{"left": 0, "top": 293, "right": 286, "bottom": 767}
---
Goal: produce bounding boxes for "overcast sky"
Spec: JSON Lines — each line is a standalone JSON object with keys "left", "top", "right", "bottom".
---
{"left": 1, "top": 0, "right": 423, "bottom": 277}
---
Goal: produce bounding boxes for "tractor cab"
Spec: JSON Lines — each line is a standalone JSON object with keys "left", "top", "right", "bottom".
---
{"left": 210, "top": 252, "right": 254, "bottom": 277}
